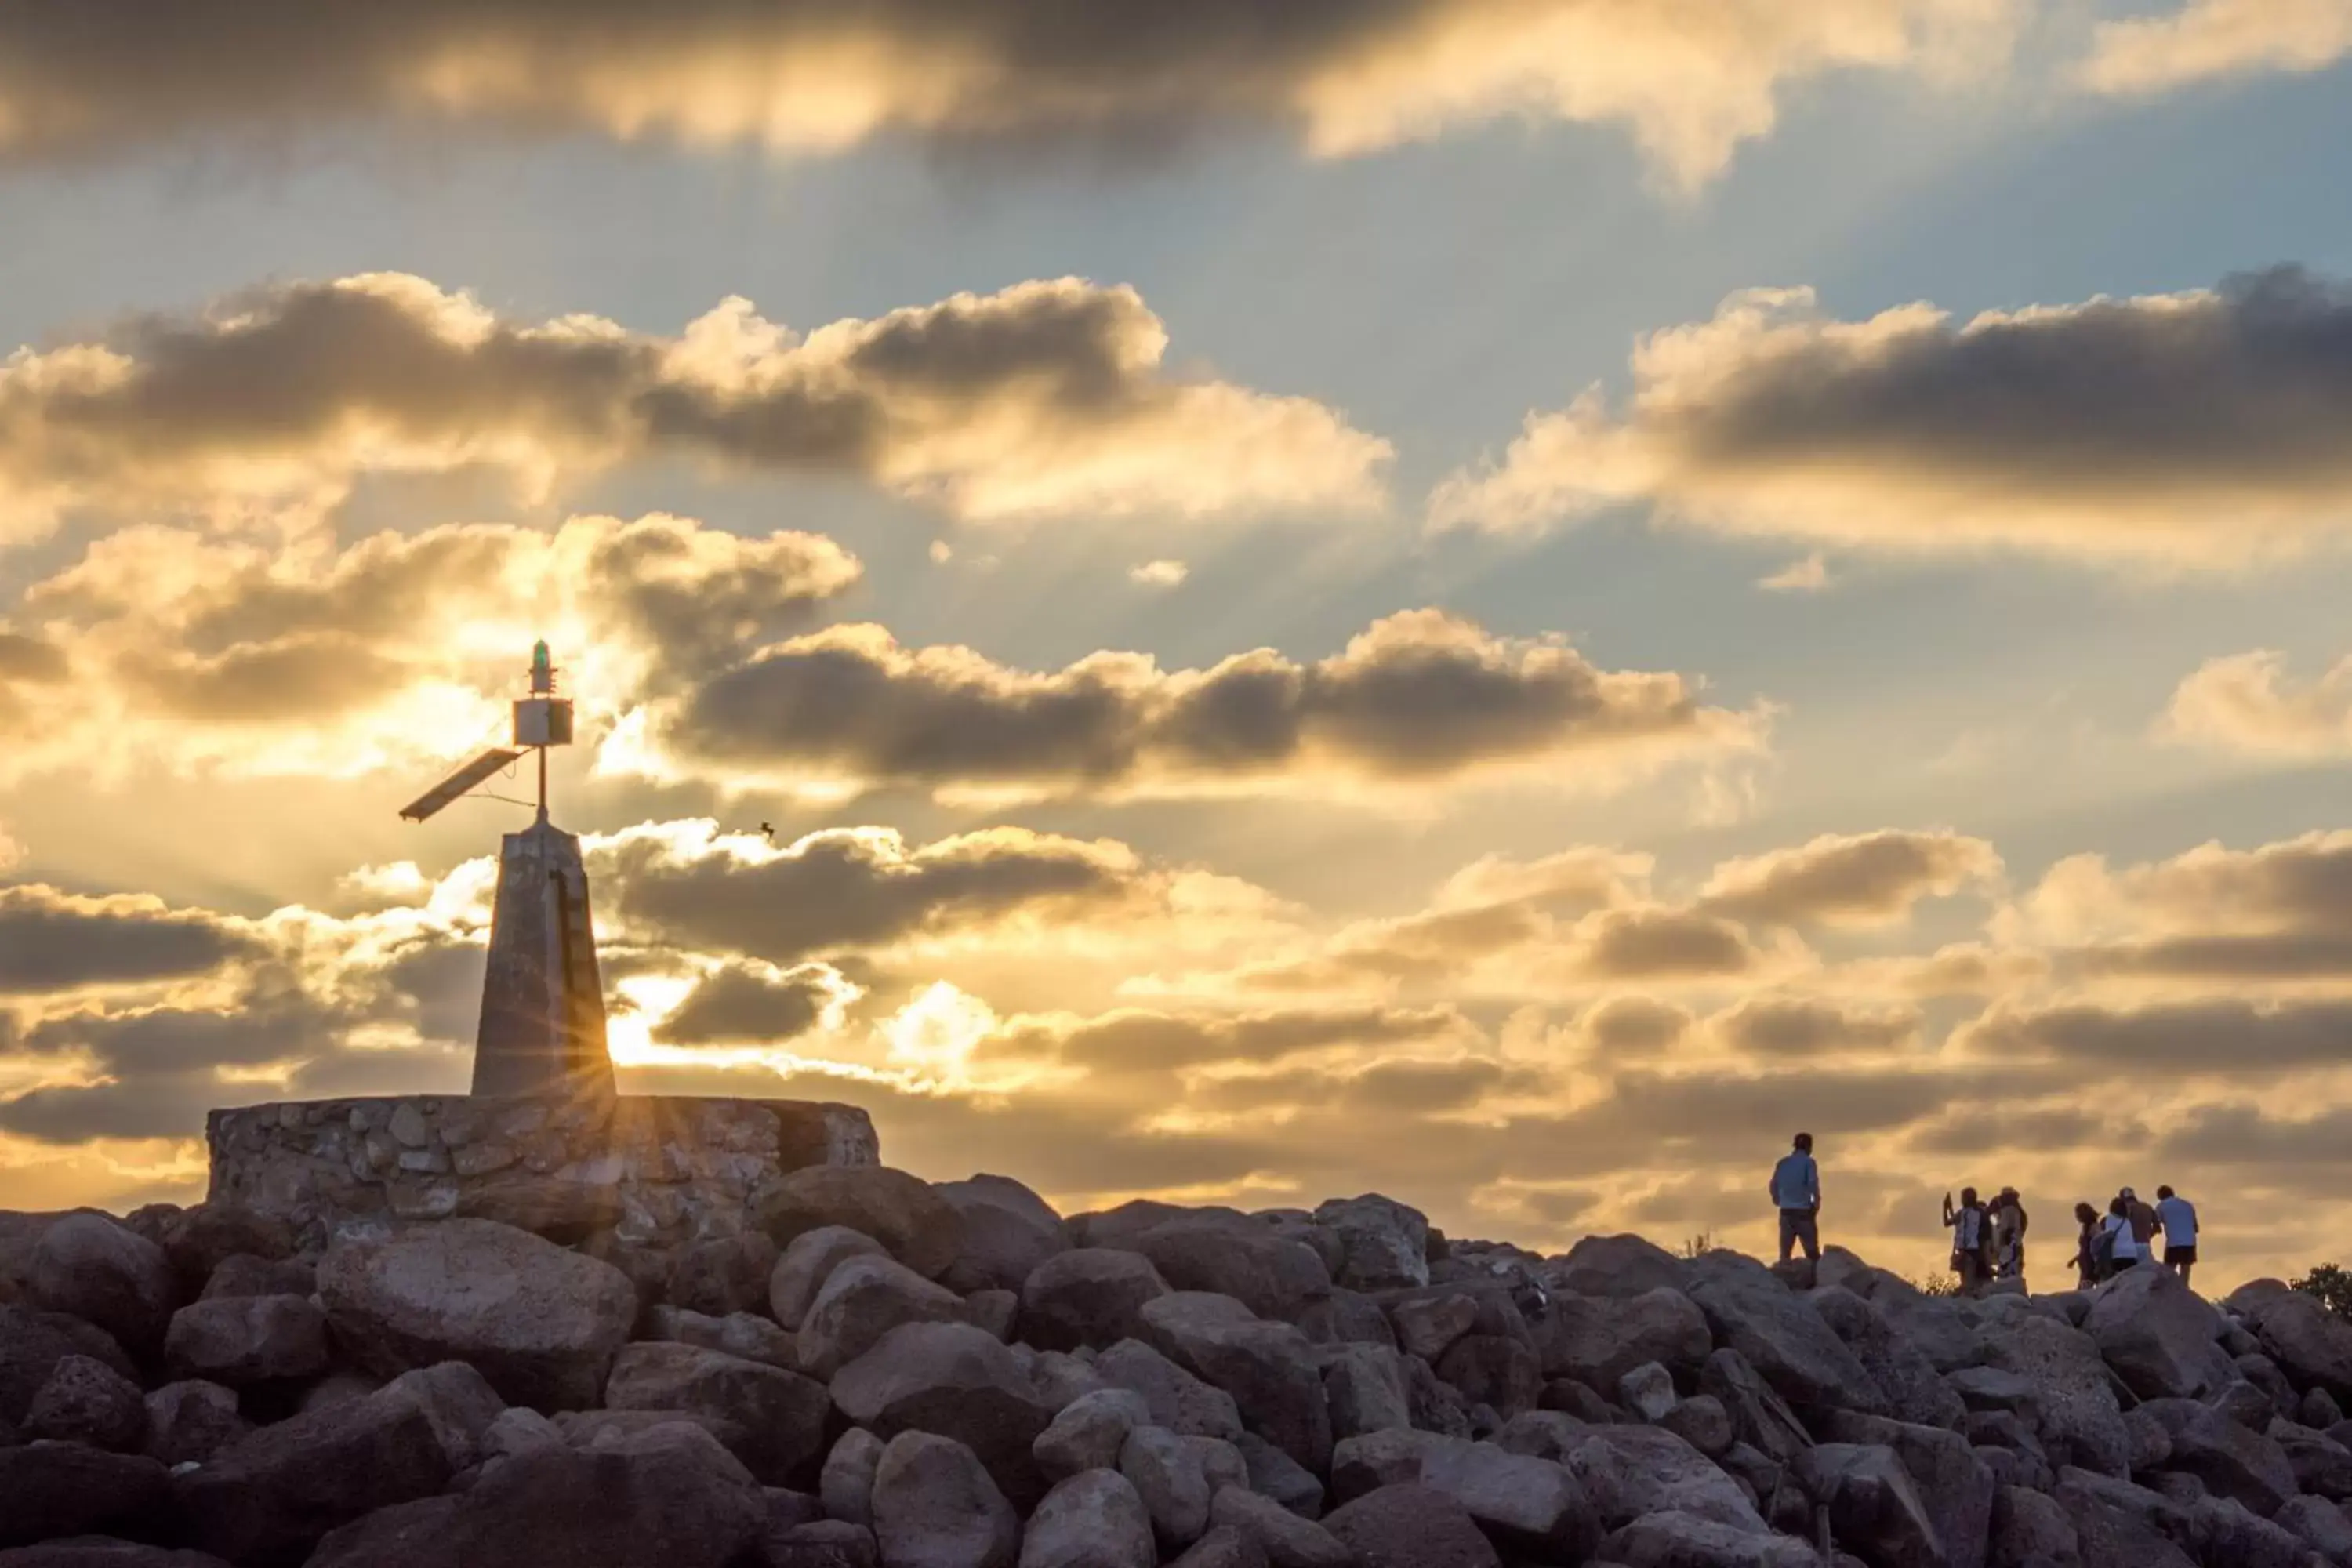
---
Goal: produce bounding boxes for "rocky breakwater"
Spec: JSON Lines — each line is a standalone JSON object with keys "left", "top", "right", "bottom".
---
{"left": 205, "top": 1093, "right": 880, "bottom": 1253}
{"left": 5, "top": 1179, "right": 2352, "bottom": 1568}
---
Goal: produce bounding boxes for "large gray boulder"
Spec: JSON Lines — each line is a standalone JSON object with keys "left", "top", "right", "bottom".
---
{"left": 306, "top": 1420, "right": 767, "bottom": 1568}
{"left": 1596, "top": 1511, "right": 1823, "bottom": 1567}
{"left": 162, "top": 1295, "right": 328, "bottom": 1386}
{"left": 1322, "top": 1483, "right": 1501, "bottom": 1568}
{"left": 1700, "top": 1348, "right": 1814, "bottom": 1469}
{"left": 1686, "top": 1255, "right": 1887, "bottom": 1415}
{"left": 768, "top": 1226, "right": 888, "bottom": 1332}
{"left": 1120, "top": 1424, "right": 1212, "bottom": 1550}
{"left": 1018, "top": 1469, "right": 1154, "bottom": 1568}
{"left": 2241, "top": 1290, "right": 2352, "bottom": 1407}
{"left": 2052, "top": 1468, "right": 2198, "bottom": 1568}
{"left": 821, "top": 1427, "right": 886, "bottom": 1529}
{"left": 27, "top": 1217, "right": 176, "bottom": 1361}
{"left": 833, "top": 1322, "right": 1054, "bottom": 1507}
{"left": 1500, "top": 1416, "right": 1768, "bottom": 1537}
{"left": 642, "top": 1305, "right": 799, "bottom": 1370}
{"left": 2082, "top": 1269, "right": 2235, "bottom": 1402}
{"left": 1989, "top": 1486, "right": 2078, "bottom": 1568}
{"left": 0, "top": 1446, "right": 170, "bottom": 1550}
{"left": 1820, "top": 1411, "right": 1994, "bottom": 1568}
{"left": 1388, "top": 1294, "right": 1479, "bottom": 1363}
{"left": 0, "top": 1305, "right": 138, "bottom": 1426}
{"left": 1550, "top": 1234, "right": 1688, "bottom": 1299}
{"left": 1811, "top": 1287, "right": 1968, "bottom": 1432}
{"left": 664, "top": 1232, "right": 779, "bottom": 1319}
{"left": 1541, "top": 1287, "right": 1711, "bottom": 1389}
{"left": 1034, "top": 1389, "right": 1152, "bottom": 1483}
{"left": 1140, "top": 1294, "right": 1332, "bottom": 1473}
{"left": 2136, "top": 1397, "right": 2298, "bottom": 1515}
{"left": 1207, "top": 1488, "right": 1352, "bottom": 1568}
{"left": 172, "top": 1385, "right": 452, "bottom": 1566}
{"left": 1093, "top": 1340, "right": 1243, "bottom": 1442}
{"left": 1794, "top": 1443, "right": 1941, "bottom": 1568}
{"left": 1321, "top": 1344, "right": 1412, "bottom": 1440}
{"left": 1330, "top": 1428, "right": 1600, "bottom": 1561}
{"left": 604, "top": 1341, "right": 832, "bottom": 1486}
{"left": 1311, "top": 1197, "right": 1429, "bottom": 1293}
{"left": 372, "top": 1361, "right": 507, "bottom": 1472}
{"left": 869, "top": 1432, "right": 1022, "bottom": 1568}
{"left": 24, "top": 1356, "right": 147, "bottom": 1451}
{"left": 316, "top": 1218, "right": 637, "bottom": 1410}
{"left": 1021, "top": 1252, "right": 1171, "bottom": 1353}
{"left": 1130, "top": 1222, "right": 1331, "bottom": 1323}
{"left": 2269, "top": 1417, "right": 2352, "bottom": 1500}
{"left": 142, "top": 1380, "right": 250, "bottom": 1467}
{"left": 2275, "top": 1494, "right": 2352, "bottom": 1566}
{"left": 797, "top": 1253, "right": 966, "bottom": 1380}
{"left": 938, "top": 1177, "right": 1069, "bottom": 1297}
{"left": 753, "top": 1167, "right": 960, "bottom": 1281}
{"left": 1984, "top": 1315, "right": 2129, "bottom": 1477}
{"left": 1166, "top": 1527, "right": 1269, "bottom": 1568}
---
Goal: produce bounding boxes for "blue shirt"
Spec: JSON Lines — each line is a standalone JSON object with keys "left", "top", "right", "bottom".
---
{"left": 2157, "top": 1196, "right": 2197, "bottom": 1247}
{"left": 1771, "top": 1152, "right": 1820, "bottom": 1210}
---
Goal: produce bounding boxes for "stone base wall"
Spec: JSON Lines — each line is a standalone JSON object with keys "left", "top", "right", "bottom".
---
{"left": 205, "top": 1093, "right": 879, "bottom": 1251}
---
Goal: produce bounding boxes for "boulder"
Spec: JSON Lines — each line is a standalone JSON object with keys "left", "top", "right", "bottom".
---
{"left": 27, "top": 1218, "right": 176, "bottom": 1363}
{"left": 1329, "top": 1428, "right": 1600, "bottom": 1561}
{"left": 1701, "top": 1349, "right": 1814, "bottom": 1469}
{"left": 1018, "top": 1469, "right": 1155, "bottom": 1568}
{"left": 1167, "top": 1528, "right": 1269, "bottom": 1568}
{"left": 316, "top": 1218, "right": 637, "bottom": 1410}
{"left": 965, "top": 1290, "right": 1018, "bottom": 1343}
{"left": 2242, "top": 1290, "right": 2352, "bottom": 1407}
{"left": 869, "top": 1432, "right": 1021, "bottom": 1568}
{"left": 1541, "top": 1287, "right": 1712, "bottom": 1390}
{"left": 0, "top": 1446, "right": 169, "bottom": 1550}
{"left": 305, "top": 1420, "right": 767, "bottom": 1568}
{"left": 1944, "top": 1368, "right": 2038, "bottom": 1419}
{"left": 1139, "top": 1294, "right": 1332, "bottom": 1473}
{"left": 197, "top": 1255, "right": 314, "bottom": 1302}
{"left": 666, "top": 1232, "right": 781, "bottom": 1319}
{"left": 2183, "top": 1494, "right": 2313, "bottom": 1568}
{"left": 1094, "top": 1340, "right": 1243, "bottom": 1442}
{"left": 832, "top": 1322, "right": 1053, "bottom": 1506}
{"left": 1322, "top": 1344, "right": 1412, "bottom": 1440}
{"left": 0, "top": 1543, "right": 231, "bottom": 1568}
{"left": 822, "top": 1427, "right": 886, "bottom": 1530}
{"left": 1812, "top": 1288, "right": 1968, "bottom": 1432}
{"left": 605, "top": 1342, "right": 832, "bottom": 1486}
{"left": 1403, "top": 1353, "right": 1476, "bottom": 1439}
{"left": 937, "top": 1178, "right": 1069, "bottom": 1297}
{"left": 24, "top": 1357, "right": 146, "bottom": 1451}
{"left": 1498, "top": 1416, "right": 1766, "bottom": 1536}
{"left": 2275, "top": 1495, "right": 2352, "bottom": 1566}
{"left": 1322, "top": 1483, "right": 1501, "bottom": 1568}
{"left": 1187, "top": 1435, "right": 1250, "bottom": 1498}
{"left": 1120, "top": 1424, "right": 1212, "bottom": 1549}
{"left": 1984, "top": 1316, "right": 2129, "bottom": 1477}
{"left": 1596, "top": 1511, "right": 1824, "bottom": 1568}
{"left": 1988, "top": 1486, "right": 2077, "bottom": 1568}
{"left": 141, "top": 1381, "right": 249, "bottom": 1468}
{"left": 1389, "top": 1295, "right": 1480, "bottom": 1363}
{"left": 162, "top": 1295, "right": 328, "bottom": 1386}
{"left": 1034, "top": 1390, "right": 1152, "bottom": 1483}
{"left": 2304, "top": 1388, "right": 2347, "bottom": 1432}
{"left": 2269, "top": 1417, "right": 2352, "bottom": 1499}
{"left": 797, "top": 1254, "right": 966, "bottom": 1380}
{"left": 764, "top": 1519, "right": 880, "bottom": 1568}
{"left": 1662, "top": 1395, "right": 1737, "bottom": 1458}
{"left": 373, "top": 1361, "right": 507, "bottom": 1472}
{"left": 1296, "top": 1290, "right": 1396, "bottom": 1351}
{"left": 1794, "top": 1443, "right": 1941, "bottom": 1568}
{"left": 643, "top": 1305, "right": 800, "bottom": 1370}
{"left": 1236, "top": 1433, "right": 1324, "bottom": 1519}
{"left": 152, "top": 1206, "right": 295, "bottom": 1298}
{"left": 1206, "top": 1488, "right": 1353, "bottom": 1568}
{"left": 1551, "top": 1234, "right": 1689, "bottom": 1299}
{"left": 0, "top": 1306, "right": 137, "bottom": 1425}
{"left": 2051, "top": 1469, "right": 2198, "bottom": 1568}
{"left": 1021, "top": 1253, "right": 1171, "bottom": 1353}
{"left": 1620, "top": 1361, "right": 1679, "bottom": 1423}
{"left": 2136, "top": 1397, "right": 2297, "bottom": 1515}
{"left": 1436, "top": 1334, "right": 1541, "bottom": 1418}
{"left": 172, "top": 1387, "right": 452, "bottom": 1566}
{"left": 1071, "top": 1203, "right": 1240, "bottom": 1251}
{"left": 1129, "top": 1223, "right": 1331, "bottom": 1323}
{"left": 1820, "top": 1410, "right": 1995, "bottom": 1568}
{"left": 1686, "top": 1256, "right": 1887, "bottom": 1415}
{"left": 1310, "top": 1197, "right": 1430, "bottom": 1293}
{"left": 753, "top": 1167, "right": 960, "bottom": 1282}
{"left": 2082, "top": 1269, "right": 2235, "bottom": 1403}
{"left": 768, "top": 1228, "right": 888, "bottom": 1332}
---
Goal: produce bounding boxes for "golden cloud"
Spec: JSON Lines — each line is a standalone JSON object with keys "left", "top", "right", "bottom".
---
{"left": 2079, "top": 0, "right": 2352, "bottom": 95}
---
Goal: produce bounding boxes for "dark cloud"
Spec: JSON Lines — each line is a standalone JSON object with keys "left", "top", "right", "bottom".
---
{"left": 1191, "top": 1056, "right": 1528, "bottom": 1116}
{"left": 1701, "top": 829, "right": 1998, "bottom": 927}
{"left": 1033, "top": 1004, "right": 1469, "bottom": 1075}
{"left": 598, "top": 823, "right": 1151, "bottom": 964}
{"left": 1959, "top": 997, "right": 2352, "bottom": 1073}
{"left": 0, "top": 274, "right": 1383, "bottom": 531}
{"left": 0, "top": 633, "right": 67, "bottom": 683}
{"left": 1904, "top": 1103, "right": 2138, "bottom": 1159}
{"left": 0, "top": 885, "right": 261, "bottom": 995}
{"left": 1711, "top": 997, "right": 1918, "bottom": 1057}
{"left": 660, "top": 609, "right": 1746, "bottom": 798}
{"left": 1577, "top": 909, "right": 1760, "bottom": 979}
{"left": 1579, "top": 997, "right": 1693, "bottom": 1056}
{"left": 2076, "top": 931, "right": 2352, "bottom": 980}
{"left": 653, "top": 964, "right": 840, "bottom": 1046}
{"left": 2154, "top": 1102, "right": 2352, "bottom": 1172}
{"left": 0, "top": 1069, "right": 223, "bottom": 1144}
{"left": 16, "top": 993, "right": 347, "bottom": 1076}
{"left": 1436, "top": 267, "right": 2352, "bottom": 563}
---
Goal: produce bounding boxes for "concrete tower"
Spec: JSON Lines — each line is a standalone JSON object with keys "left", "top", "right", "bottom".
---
{"left": 401, "top": 641, "right": 615, "bottom": 1102}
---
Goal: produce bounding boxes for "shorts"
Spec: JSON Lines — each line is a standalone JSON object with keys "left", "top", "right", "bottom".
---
{"left": 2166, "top": 1245, "right": 2198, "bottom": 1266}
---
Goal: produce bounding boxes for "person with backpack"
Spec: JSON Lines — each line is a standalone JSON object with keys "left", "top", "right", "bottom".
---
{"left": 2073, "top": 1201, "right": 2103, "bottom": 1288}
{"left": 2102, "top": 1195, "right": 2142, "bottom": 1276}
{"left": 1944, "top": 1187, "right": 1990, "bottom": 1295}
{"left": 2155, "top": 1185, "right": 2200, "bottom": 1288}
{"left": 1769, "top": 1132, "right": 1822, "bottom": 1264}
{"left": 1989, "top": 1188, "right": 2029, "bottom": 1286}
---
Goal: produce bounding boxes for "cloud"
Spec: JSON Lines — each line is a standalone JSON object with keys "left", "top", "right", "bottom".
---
{"left": 1757, "top": 554, "right": 1831, "bottom": 592}
{"left": 2162, "top": 648, "right": 2352, "bottom": 758}
{"left": 2009, "top": 830, "right": 2352, "bottom": 944}
{"left": 651, "top": 961, "right": 858, "bottom": 1047}
{"left": 1707, "top": 996, "right": 1920, "bottom": 1057}
{"left": 0, "top": 886, "right": 263, "bottom": 995}
{"left": 0, "top": 1, "right": 2018, "bottom": 188}
{"left": 1430, "top": 267, "right": 2352, "bottom": 566}
{"left": 1957, "top": 996, "right": 2352, "bottom": 1073}
{"left": 2079, "top": 0, "right": 2352, "bottom": 96}
{"left": 1700, "top": 828, "right": 2001, "bottom": 927}
{"left": 1128, "top": 560, "right": 1189, "bottom": 587}
{"left": 1031, "top": 1004, "right": 1472, "bottom": 1075}
{"left": 1, "top": 511, "right": 856, "bottom": 780}
{"left": 642, "top": 608, "right": 1759, "bottom": 803}
{"left": 0, "top": 272, "right": 1388, "bottom": 539}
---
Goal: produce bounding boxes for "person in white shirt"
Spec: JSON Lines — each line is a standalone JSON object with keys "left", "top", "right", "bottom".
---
{"left": 2102, "top": 1196, "right": 2141, "bottom": 1276}
{"left": 2155, "top": 1185, "right": 2200, "bottom": 1288}
{"left": 1943, "top": 1187, "right": 1990, "bottom": 1296}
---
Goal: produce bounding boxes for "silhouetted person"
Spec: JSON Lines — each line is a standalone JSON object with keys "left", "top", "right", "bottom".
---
{"left": 1770, "top": 1132, "right": 1821, "bottom": 1264}
{"left": 2103, "top": 1195, "right": 2143, "bottom": 1276}
{"left": 1944, "top": 1187, "right": 1989, "bottom": 1296}
{"left": 2156, "top": 1185, "right": 2200, "bottom": 1288}
{"left": 2121, "top": 1186, "right": 2159, "bottom": 1258}
{"left": 2073, "top": 1202, "right": 2102, "bottom": 1289}
{"left": 1989, "top": 1187, "right": 2028, "bottom": 1286}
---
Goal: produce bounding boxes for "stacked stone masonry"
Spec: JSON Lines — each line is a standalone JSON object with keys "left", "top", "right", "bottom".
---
{"left": 206, "top": 1094, "right": 879, "bottom": 1250}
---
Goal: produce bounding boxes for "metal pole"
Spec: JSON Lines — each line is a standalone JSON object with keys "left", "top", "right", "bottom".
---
{"left": 535, "top": 745, "right": 547, "bottom": 825}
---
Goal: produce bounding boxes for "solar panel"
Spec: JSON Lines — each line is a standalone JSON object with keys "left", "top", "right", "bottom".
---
{"left": 398, "top": 747, "right": 524, "bottom": 822}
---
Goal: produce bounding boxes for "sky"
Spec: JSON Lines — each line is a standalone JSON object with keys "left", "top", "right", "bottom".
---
{"left": 5, "top": 0, "right": 2352, "bottom": 1292}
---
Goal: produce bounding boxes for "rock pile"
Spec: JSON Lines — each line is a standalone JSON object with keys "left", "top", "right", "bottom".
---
{"left": 4, "top": 1175, "right": 2352, "bottom": 1567}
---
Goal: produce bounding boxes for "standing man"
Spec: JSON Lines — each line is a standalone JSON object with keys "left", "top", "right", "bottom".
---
{"left": 1771, "top": 1132, "right": 1822, "bottom": 1264}
{"left": 2156, "top": 1185, "right": 2200, "bottom": 1289}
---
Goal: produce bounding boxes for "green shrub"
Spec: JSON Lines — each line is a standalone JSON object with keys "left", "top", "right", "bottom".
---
{"left": 2292, "top": 1263, "right": 2352, "bottom": 1321}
